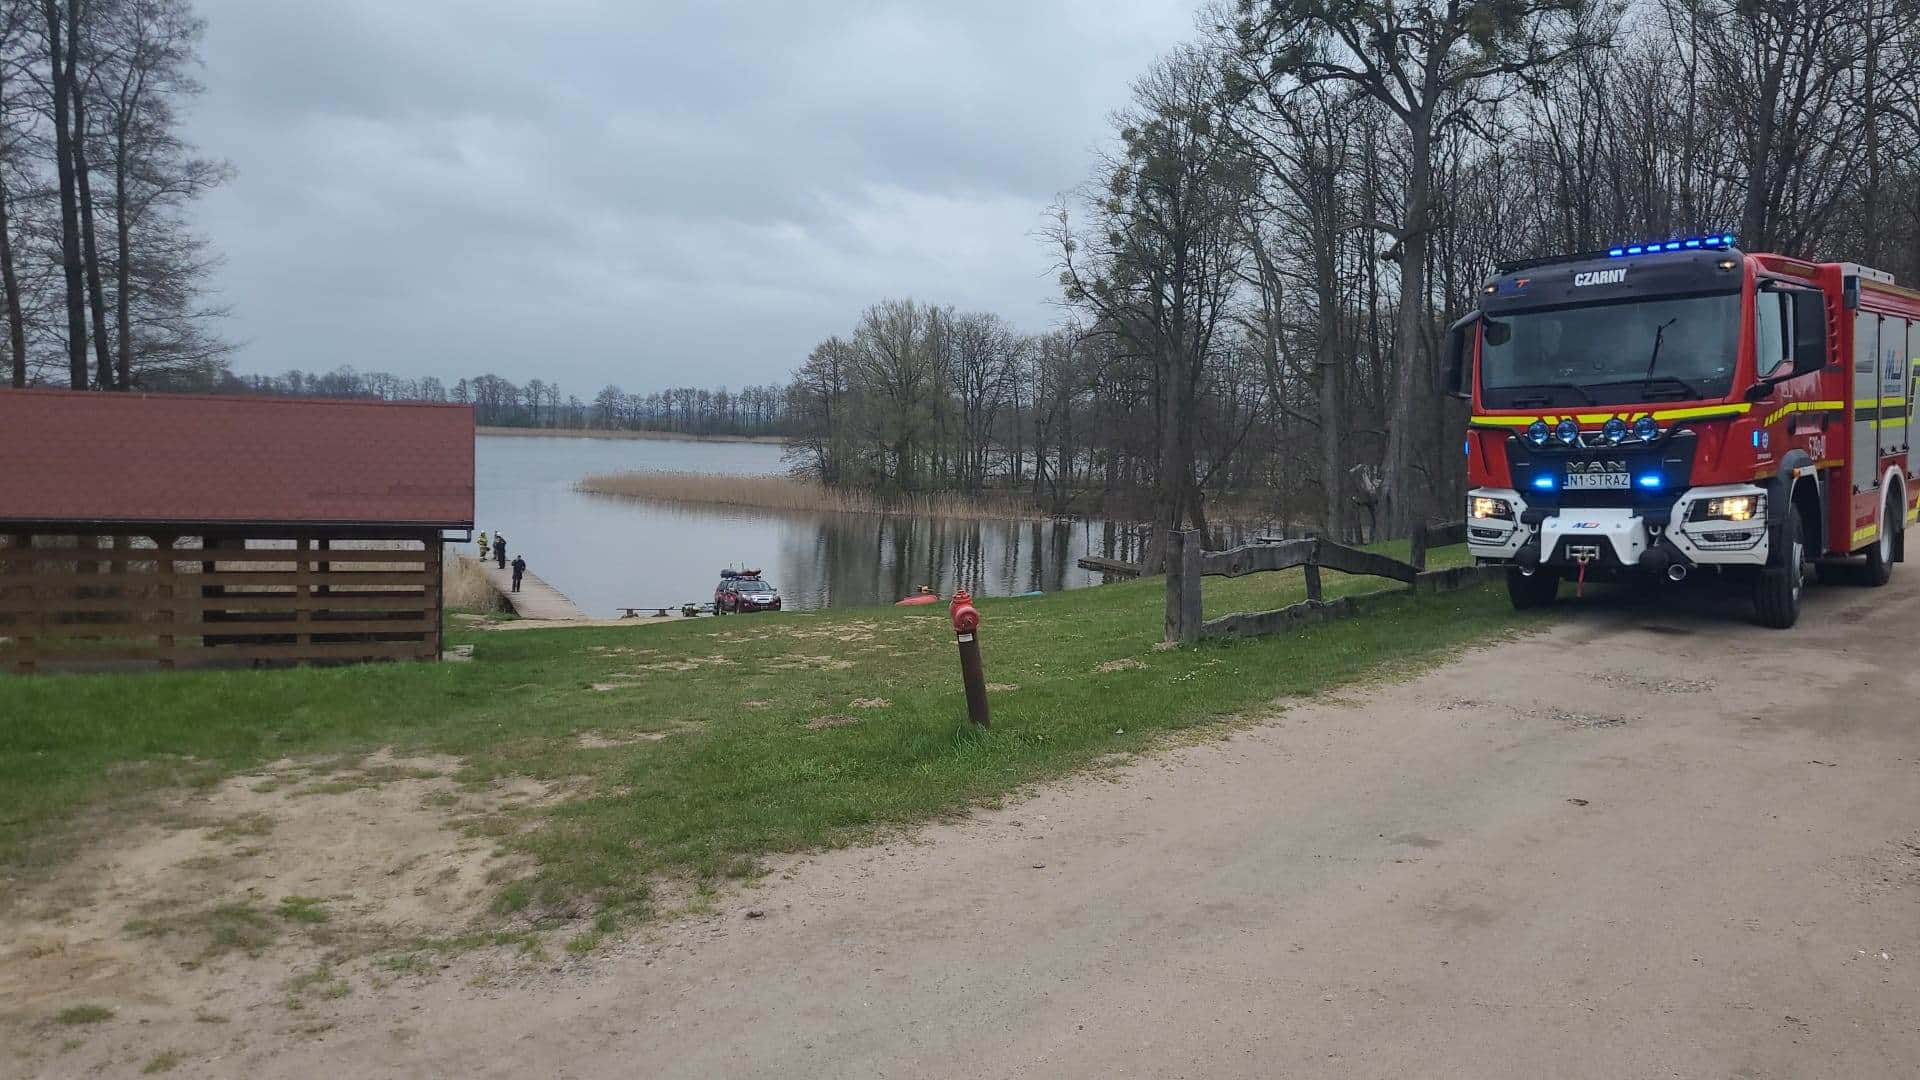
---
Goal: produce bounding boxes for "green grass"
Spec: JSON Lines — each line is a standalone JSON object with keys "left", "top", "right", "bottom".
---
{"left": 275, "top": 895, "right": 331, "bottom": 924}
{"left": 53, "top": 1004, "right": 114, "bottom": 1025}
{"left": 0, "top": 545, "right": 1533, "bottom": 929}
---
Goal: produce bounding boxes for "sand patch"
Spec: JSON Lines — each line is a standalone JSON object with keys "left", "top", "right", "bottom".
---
{"left": 1095, "top": 658, "right": 1146, "bottom": 674}
{"left": 766, "top": 655, "right": 856, "bottom": 672}
{"left": 985, "top": 683, "right": 1020, "bottom": 692}
{"left": 0, "top": 748, "right": 547, "bottom": 1030}
{"left": 575, "top": 730, "right": 670, "bottom": 749}
{"left": 848, "top": 698, "right": 891, "bottom": 710}
{"left": 622, "top": 655, "right": 736, "bottom": 673}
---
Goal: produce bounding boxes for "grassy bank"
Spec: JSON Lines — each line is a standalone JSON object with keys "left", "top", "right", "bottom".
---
{"left": 0, "top": 544, "right": 1533, "bottom": 933}
{"left": 578, "top": 470, "right": 1057, "bottom": 521}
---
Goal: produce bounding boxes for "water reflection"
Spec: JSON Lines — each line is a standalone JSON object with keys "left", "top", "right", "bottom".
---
{"left": 476, "top": 434, "right": 1240, "bottom": 617}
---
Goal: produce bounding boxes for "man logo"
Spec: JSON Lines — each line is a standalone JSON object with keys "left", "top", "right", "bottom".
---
{"left": 1573, "top": 268, "right": 1628, "bottom": 287}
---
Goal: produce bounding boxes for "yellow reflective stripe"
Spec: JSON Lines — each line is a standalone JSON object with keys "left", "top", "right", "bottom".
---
{"left": 1477, "top": 401, "right": 1774, "bottom": 428}
{"left": 1650, "top": 403, "right": 1751, "bottom": 421}
{"left": 1762, "top": 399, "right": 1846, "bottom": 426}
{"left": 1879, "top": 395, "right": 1909, "bottom": 407}
{"left": 1853, "top": 524, "right": 1880, "bottom": 545}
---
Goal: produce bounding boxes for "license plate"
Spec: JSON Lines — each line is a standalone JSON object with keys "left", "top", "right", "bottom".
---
{"left": 1564, "top": 472, "right": 1630, "bottom": 490}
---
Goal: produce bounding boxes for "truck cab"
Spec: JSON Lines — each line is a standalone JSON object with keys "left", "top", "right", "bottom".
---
{"left": 1451, "top": 235, "right": 1920, "bottom": 627}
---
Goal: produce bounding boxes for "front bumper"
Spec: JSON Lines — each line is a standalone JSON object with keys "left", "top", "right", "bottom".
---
{"left": 1466, "top": 484, "right": 1771, "bottom": 571}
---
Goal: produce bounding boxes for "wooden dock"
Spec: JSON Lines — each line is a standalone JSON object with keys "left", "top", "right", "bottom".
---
{"left": 1076, "top": 554, "right": 1145, "bottom": 577}
{"left": 473, "top": 556, "right": 589, "bottom": 621}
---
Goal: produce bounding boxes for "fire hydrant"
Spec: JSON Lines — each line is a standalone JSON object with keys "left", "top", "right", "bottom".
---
{"left": 949, "top": 590, "right": 990, "bottom": 729}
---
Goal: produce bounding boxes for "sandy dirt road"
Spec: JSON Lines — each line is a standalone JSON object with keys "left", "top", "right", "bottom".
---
{"left": 32, "top": 575, "right": 1920, "bottom": 1079}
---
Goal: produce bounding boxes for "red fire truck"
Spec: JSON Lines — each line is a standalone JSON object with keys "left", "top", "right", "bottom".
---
{"left": 1448, "top": 234, "right": 1919, "bottom": 627}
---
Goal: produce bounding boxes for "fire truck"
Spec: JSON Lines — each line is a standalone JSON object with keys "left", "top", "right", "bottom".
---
{"left": 1447, "top": 233, "right": 1920, "bottom": 628}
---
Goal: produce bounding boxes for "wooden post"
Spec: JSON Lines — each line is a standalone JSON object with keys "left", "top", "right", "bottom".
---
{"left": 1409, "top": 523, "right": 1429, "bottom": 573}
{"left": 156, "top": 534, "right": 176, "bottom": 669}
{"left": 295, "top": 537, "right": 312, "bottom": 655}
{"left": 1164, "top": 529, "right": 1203, "bottom": 644}
{"left": 8, "top": 532, "right": 31, "bottom": 674}
{"left": 1303, "top": 545, "right": 1323, "bottom": 604}
{"left": 425, "top": 537, "right": 442, "bottom": 661}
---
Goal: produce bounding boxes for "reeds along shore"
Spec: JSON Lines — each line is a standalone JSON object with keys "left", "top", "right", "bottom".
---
{"left": 442, "top": 552, "right": 504, "bottom": 612}
{"left": 576, "top": 471, "right": 1057, "bottom": 521}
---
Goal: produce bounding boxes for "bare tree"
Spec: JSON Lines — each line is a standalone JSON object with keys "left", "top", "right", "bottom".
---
{"left": 1054, "top": 45, "right": 1250, "bottom": 555}
{"left": 1231, "top": 0, "right": 1600, "bottom": 533}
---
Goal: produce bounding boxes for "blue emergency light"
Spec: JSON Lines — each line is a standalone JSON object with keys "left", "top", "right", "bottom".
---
{"left": 1607, "top": 233, "right": 1735, "bottom": 258}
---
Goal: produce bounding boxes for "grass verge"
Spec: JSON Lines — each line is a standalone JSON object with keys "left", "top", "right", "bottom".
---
{"left": 0, "top": 544, "right": 1537, "bottom": 930}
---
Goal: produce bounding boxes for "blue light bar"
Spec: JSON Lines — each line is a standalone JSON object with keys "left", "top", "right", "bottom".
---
{"left": 1532, "top": 475, "right": 1556, "bottom": 491}
{"left": 1607, "top": 233, "right": 1737, "bottom": 258}
{"left": 1636, "top": 474, "right": 1663, "bottom": 489}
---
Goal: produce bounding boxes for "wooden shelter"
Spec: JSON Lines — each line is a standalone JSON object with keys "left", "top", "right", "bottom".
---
{"left": 0, "top": 389, "right": 474, "bottom": 673}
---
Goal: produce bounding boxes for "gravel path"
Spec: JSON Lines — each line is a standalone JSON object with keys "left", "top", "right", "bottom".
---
{"left": 47, "top": 575, "right": 1920, "bottom": 1079}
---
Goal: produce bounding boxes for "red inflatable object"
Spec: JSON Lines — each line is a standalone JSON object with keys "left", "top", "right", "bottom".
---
{"left": 894, "top": 593, "right": 942, "bottom": 606}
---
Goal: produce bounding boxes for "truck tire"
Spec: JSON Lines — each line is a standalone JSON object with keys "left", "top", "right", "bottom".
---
{"left": 1506, "top": 567, "right": 1559, "bottom": 610}
{"left": 1753, "top": 507, "right": 1804, "bottom": 628}
{"left": 1864, "top": 493, "right": 1899, "bottom": 587}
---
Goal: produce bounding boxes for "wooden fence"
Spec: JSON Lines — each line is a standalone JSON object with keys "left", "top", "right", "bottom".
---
{"left": 1163, "top": 522, "right": 1498, "bottom": 644}
{"left": 0, "top": 530, "right": 444, "bottom": 673}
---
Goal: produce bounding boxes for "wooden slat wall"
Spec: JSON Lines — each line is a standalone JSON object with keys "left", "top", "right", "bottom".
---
{"left": 0, "top": 531, "right": 445, "bottom": 673}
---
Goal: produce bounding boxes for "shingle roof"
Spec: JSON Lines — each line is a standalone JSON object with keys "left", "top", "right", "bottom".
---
{"left": 0, "top": 389, "right": 474, "bottom": 527}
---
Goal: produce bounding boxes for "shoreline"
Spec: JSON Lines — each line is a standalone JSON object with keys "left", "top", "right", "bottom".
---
{"left": 577, "top": 470, "right": 1065, "bottom": 523}
{"left": 477, "top": 425, "right": 788, "bottom": 446}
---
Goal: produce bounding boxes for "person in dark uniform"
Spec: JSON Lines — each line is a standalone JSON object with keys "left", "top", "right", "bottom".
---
{"left": 494, "top": 533, "right": 507, "bottom": 569}
{"left": 510, "top": 554, "right": 526, "bottom": 593}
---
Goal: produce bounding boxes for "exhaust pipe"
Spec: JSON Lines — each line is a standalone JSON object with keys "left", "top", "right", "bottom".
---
{"left": 1667, "top": 563, "right": 1688, "bottom": 582}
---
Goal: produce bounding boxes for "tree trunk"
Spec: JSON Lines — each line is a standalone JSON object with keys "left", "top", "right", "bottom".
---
{"left": 0, "top": 56, "right": 23, "bottom": 388}
{"left": 71, "top": 39, "right": 113, "bottom": 391}
{"left": 45, "top": 0, "right": 88, "bottom": 388}
{"left": 1382, "top": 109, "right": 1435, "bottom": 536}
{"left": 0, "top": 173, "right": 23, "bottom": 388}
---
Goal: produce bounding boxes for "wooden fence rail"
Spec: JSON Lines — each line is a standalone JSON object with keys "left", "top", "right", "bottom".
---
{"left": 0, "top": 532, "right": 443, "bottom": 673}
{"left": 1164, "top": 521, "right": 1493, "bottom": 644}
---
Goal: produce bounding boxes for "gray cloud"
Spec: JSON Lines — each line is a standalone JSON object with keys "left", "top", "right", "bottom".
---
{"left": 186, "top": 0, "right": 1196, "bottom": 393}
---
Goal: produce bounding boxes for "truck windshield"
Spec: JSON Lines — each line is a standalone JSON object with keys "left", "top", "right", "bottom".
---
{"left": 1480, "top": 292, "right": 1741, "bottom": 408}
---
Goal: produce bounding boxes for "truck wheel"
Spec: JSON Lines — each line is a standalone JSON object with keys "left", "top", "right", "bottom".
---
{"left": 1864, "top": 494, "right": 1899, "bottom": 587}
{"left": 1506, "top": 567, "right": 1559, "bottom": 610}
{"left": 1753, "top": 508, "right": 1804, "bottom": 628}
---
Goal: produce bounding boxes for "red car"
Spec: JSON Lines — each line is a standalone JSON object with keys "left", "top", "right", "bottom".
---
{"left": 714, "top": 569, "right": 782, "bottom": 613}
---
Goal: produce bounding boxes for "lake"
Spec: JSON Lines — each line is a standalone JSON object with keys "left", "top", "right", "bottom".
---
{"left": 473, "top": 434, "right": 1156, "bottom": 617}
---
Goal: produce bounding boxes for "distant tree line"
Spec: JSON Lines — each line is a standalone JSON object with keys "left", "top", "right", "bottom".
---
{"left": 0, "top": 0, "right": 231, "bottom": 391}
{"left": 790, "top": 0, "right": 1920, "bottom": 546}
{"left": 227, "top": 365, "right": 795, "bottom": 438}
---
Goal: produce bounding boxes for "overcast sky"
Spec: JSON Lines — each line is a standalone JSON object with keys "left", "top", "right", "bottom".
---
{"left": 184, "top": 0, "right": 1198, "bottom": 394}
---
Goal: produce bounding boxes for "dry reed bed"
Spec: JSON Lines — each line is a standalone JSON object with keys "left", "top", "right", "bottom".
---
{"left": 577, "top": 471, "right": 1056, "bottom": 521}
{"left": 442, "top": 553, "right": 504, "bottom": 612}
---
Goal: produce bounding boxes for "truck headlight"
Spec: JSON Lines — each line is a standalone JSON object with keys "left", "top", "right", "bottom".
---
{"left": 1692, "top": 495, "right": 1760, "bottom": 522}
{"left": 1470, "top": 496, "right": 1514, "bottom": 521}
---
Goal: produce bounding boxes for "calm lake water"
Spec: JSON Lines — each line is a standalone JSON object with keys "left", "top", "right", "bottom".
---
{"left": 472, "top": 435, "right": 1155, "bottom": 617}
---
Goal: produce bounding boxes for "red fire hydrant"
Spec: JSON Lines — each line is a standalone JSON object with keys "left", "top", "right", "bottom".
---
{"left": 949, "top": 590, "right": 990, "bottom": 729}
